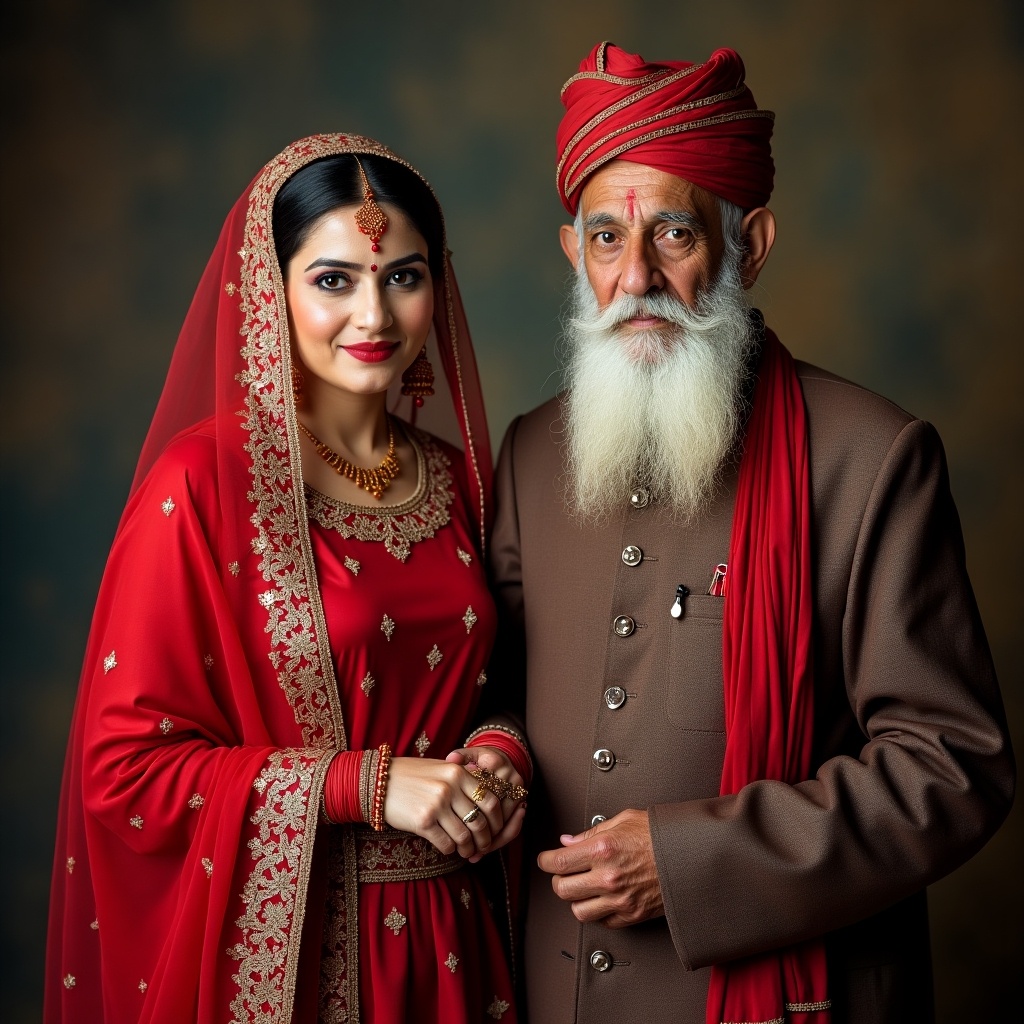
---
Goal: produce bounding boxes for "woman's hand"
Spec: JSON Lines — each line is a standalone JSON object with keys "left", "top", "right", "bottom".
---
{"left": 383, "top": 757, "right": 505, "bottom": 859}
{"left": 445, "top": 745, "right": 528, "bottom": 861}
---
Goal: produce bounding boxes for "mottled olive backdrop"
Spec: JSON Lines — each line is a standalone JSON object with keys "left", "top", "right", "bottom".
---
{"left": 3, "top": 1, "right": 1021, "bottom": 1020}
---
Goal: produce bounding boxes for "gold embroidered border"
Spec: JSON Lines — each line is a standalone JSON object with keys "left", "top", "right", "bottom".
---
{"left": 318, "top": 829, "right": 360, "bottom": 1024}
{"left": 354, "top": 828, "right": 462, "bottom": 883}
{"left": 304, "top": 429, "right": 454, "bottom": 562}
{"left": 226, "top": 749, "right": 330, "bottom": 1024}
{"left": 563, "top": 109, "right": 776, "bottom": 203}
{"left": 559, "top": 41, "right": 695, "bottom": 96}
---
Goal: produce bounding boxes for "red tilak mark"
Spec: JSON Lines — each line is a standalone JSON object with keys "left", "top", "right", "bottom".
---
{"left": 625, "top": 188, "right": 636, "bottom": 219}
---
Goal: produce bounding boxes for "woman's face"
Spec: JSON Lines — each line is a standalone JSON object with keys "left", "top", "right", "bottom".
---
{"left": 284, "top": 204, "right": 433, "bottom": 400}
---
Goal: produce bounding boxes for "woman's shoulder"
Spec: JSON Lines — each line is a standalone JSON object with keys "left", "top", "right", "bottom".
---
{"left": 134, "top": 417, "right": 219, "bottom": 509}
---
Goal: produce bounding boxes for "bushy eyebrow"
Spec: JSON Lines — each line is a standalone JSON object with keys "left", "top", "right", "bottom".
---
{"left": 582, "top": 210, "right": 704, "bottom": 233}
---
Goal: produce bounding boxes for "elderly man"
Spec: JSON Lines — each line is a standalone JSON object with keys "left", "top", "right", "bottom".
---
{"left": 483, "top": 42, "right": 1014, "bottom": 1023}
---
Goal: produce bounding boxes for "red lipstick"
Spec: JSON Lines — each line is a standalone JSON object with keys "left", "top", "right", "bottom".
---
{"left": 344, "top": 341, "right": 401, "bottom": 363}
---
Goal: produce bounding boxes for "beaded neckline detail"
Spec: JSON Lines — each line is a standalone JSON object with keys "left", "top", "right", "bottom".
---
{"left": 304, "top": 428, "right": 454, "bottom": 562}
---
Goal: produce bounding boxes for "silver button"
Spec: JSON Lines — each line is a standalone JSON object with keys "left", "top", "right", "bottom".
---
{"left": 621, "top": 545, "right": 643, "bottom": 567}
{"left": 593, "top": 748, "right": 615, "bottom": 771}
{"left": 613, "top": 615, "right": 635, "bottom": 637}
{"left": 630, "top": 488, "right": 650, "bottom": 509}
{"left": 590, "top": 949, "right": 612, "bottom": 972}
{"left": 591, "top": 814, "right": 607, "bottom": 827}
{"left": 604, "top": 686, "right": 626, "bottom": 710}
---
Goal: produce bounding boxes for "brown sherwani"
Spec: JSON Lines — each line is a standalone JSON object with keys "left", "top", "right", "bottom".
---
{"left": 487, "top": 359, "right": 1014, "bottom": 1023}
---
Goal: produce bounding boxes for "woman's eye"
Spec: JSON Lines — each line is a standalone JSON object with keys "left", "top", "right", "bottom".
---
{"left": 387, "top": 269, "right": 422, "bottom": 287}
{"left": 316, "top": 273, "right": 348, "bottom": 290}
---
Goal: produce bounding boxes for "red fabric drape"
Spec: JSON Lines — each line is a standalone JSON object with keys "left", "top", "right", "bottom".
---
{"left": 707, "top": 329, "right": 829, "bottom": 1024}
{"left": 45, "top": 134, "right": 496, "bottom": 1024}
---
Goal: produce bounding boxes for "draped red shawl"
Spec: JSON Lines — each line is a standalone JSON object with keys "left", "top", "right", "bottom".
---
{"left": 708, "top": 326, "right": 829, "bottom": 1024}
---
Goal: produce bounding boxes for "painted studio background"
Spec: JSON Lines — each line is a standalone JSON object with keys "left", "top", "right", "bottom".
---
{"left": 2, "top": 2, "right": 1021, "bottom": 1021}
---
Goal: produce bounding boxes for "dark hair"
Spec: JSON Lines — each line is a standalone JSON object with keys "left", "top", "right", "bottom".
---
{"left": 273, "top": 154, "right": 444, "bottom": 277}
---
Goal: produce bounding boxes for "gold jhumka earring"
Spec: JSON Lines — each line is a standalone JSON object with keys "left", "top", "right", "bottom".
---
{"left": 353, "top": 157, "right": 388, "bottom": 272}
{"left": 401, "top": 347, "right": 435, "bottom": 408}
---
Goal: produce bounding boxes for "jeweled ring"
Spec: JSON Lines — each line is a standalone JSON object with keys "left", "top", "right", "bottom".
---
{"left": 471, "top": 784, "right": 487, "bottom": 804}
{"left": 462, "top": 807, "right": 481, "bottom": 825}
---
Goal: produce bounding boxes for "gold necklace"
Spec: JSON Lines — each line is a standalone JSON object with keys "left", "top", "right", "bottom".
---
{"left": 298, "top": 418, "right": 400, "bottom": 500}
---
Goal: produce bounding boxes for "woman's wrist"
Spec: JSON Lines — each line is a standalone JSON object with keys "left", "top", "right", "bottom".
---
{"left": 464, "top": 724, "right": 533, "bottom": 783}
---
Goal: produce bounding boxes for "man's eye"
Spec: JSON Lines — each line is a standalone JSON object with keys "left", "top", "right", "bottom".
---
{"left": 596, "top": 232, "right": 616, "bottom": 244}
{"left": 666, "top": 228, "right": 694, "bottom": 243}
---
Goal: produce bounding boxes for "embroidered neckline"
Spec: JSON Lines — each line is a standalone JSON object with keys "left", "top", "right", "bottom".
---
{"left": 304, "top": 427, "right": 454, "bottom": 562}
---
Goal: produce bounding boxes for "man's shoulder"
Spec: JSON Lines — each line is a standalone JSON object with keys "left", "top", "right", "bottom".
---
{"left": 795, "top": 359, "right": 920, "bottom": 456}
{"left": 501, "top": 394, "right": 566, "bottom": 457}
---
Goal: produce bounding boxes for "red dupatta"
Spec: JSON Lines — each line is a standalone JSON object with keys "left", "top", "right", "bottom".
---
{"left": 45, "top": 134, "right": 492, "bottom": 1024}
{"left": 707, "top": 327, "right": 830, "bottom": 1024}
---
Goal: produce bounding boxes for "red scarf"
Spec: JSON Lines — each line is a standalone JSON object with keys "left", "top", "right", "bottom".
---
{"left": 707, "top": 328, "right": 830, "bottom": 1024}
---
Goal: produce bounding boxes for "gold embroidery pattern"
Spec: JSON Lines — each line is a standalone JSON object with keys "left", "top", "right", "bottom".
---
{"left": 63, "top": 974, "right": 75, "bottom": 990}
{"left": 227, "top": 749, "right": 327, "bottom": 1024}
{"left": 224, "top": 281, "right": 237, "bottom": 296}
{"left": 381, "top": 614, "right": 395, "bottom": 641}
{"left": 103, "top": 651, "right": 117, "bottom": 674}
{"left": 344, "top": 556, "right": 360, "bottom": 575}
{"left": 159, "top": 717, "right": 173, "bottom": 734}
{"left": 161, "top": 496, "right": 176, "bottom": 516}
{"left": 355, "top": 828, "right": 462, "bottom": 882}
{"left": 202, "top": 857, "right": 213, "bottom": 878}
{"left": 318, "top": 828, "right": 359, "bottom": 1024}
{"left": 228, "top": 560, "right": 240, "bottom": 576}
{"left": 129, "top": 815, "right": 143, "bottom": 829}
{"left": 203, "top": 653, "right": 214, "bottom": 669}
{"left": 304, "top": 430, "right": 454, "bottom": 563}
{"left": 445, "top": 952, "right": 459, "bottom": 973}
{"left": 415, "top": 731, "right": 431, "bottom": 756}
{"left": 90, "top": 919, "right": 99, "bottom": 930}
{"left": 462, "top": 606, "right": 478, "bottom": 634}
{"left": 487, "top": 996, "right": 511, "bottom": 1019}
{"left": 426, "top": 645, "right": 442, "bottom": 671}
{"left": 66, "top": 856, "right": 75, "bottom": 874}
{"left": 456, "top": 547, "right": 473, "bottom": 566}
{"left": 785, "top": 1000, "right": 832, "bottom": 1012}
{"left": 384, "top": 907, "right": 407, "bottom": 935}
{"left": 188, "top": 793, "right": 205, "bottom": 810}
{"left": 138, "top": 979, "right": 148, "bottom": 993}
{"left": 460, "top": 888, "right": 470, "bottom": 909}
{"left": 476, "top": 670, "right": 487, "bottom": 687}
{"left": 361, "top": 672, "right": 375, "bottom": 696}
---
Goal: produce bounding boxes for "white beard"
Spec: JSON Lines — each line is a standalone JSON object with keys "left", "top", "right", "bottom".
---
{"left": 561, "top": 257, "right": 754, "bottom": 523}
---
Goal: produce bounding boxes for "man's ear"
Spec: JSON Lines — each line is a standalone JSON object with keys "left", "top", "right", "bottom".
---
{"left": 739, "top": 207, "right": 776, "bottom": 289}
{"left": 559, "top": 224, "right": 580, "bottom": 270}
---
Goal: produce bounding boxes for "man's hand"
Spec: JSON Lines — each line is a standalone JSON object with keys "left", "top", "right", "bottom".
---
{"left": 536, "top": 808, "right": 664, "bottom": 927}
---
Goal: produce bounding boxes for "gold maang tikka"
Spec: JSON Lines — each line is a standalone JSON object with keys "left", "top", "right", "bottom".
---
{"left": 353, "top": 157, "right": 388, "bottom": 272}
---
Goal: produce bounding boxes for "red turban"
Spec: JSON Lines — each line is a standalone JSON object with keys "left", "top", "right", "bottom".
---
{"left": 556, "top": 42, "right": 775, "bottom": 214}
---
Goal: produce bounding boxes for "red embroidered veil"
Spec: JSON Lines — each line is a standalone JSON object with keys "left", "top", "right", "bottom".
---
{"left": 45, "top": 134, "right": 493, "bottom": 1023}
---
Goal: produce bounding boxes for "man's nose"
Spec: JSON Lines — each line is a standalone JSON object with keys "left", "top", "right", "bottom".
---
{"left": 618, "top": 235, "right": 664, "bottom": 296}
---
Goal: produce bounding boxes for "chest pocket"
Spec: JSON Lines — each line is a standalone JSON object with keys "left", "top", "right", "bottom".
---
{"left": 664, "top": 594, "right": 726, "bottom": 733}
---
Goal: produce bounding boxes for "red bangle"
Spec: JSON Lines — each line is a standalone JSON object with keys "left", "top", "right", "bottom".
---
{"left": 466, "top": 730, "right": 532, "bottom": 785}
{"left": 322, "top": 751, "right": 364, "bottom": 824}
{"left": 370, "top": 742, "right": 392, "bottom": 832}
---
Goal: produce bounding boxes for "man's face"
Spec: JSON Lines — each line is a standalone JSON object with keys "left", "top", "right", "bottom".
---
{"left": 565, "top": 160, "right": 727, "bottom": 321}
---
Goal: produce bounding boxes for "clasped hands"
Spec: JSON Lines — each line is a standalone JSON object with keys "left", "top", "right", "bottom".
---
{"left": 382, "top": 745, "right": 527, "bottom": 862}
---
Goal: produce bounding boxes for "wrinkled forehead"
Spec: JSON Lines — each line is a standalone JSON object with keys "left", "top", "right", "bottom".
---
{"left": 578, "top": 159, "right": 720, "bottom": 225}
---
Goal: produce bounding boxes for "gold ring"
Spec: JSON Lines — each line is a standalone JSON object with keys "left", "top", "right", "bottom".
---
{"left": 461, "top": 807, "right": 481, "bottom": 825}
{"left": 471, "top": 784, "right": 487, "bottom": 803}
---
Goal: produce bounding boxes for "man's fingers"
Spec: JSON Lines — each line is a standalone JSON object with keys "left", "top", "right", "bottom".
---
{"left": 537, "top": 842, "right": 594, "bottom": 875}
